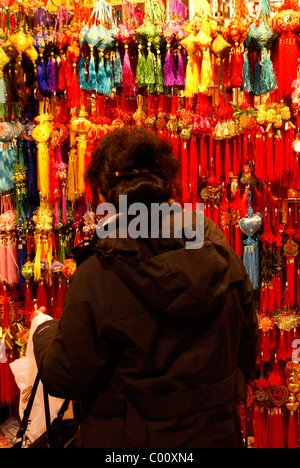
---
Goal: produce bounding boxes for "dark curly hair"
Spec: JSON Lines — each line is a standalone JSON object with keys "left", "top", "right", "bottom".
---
{"left": 85, "top": 127, "right": 180, "bottom": 208}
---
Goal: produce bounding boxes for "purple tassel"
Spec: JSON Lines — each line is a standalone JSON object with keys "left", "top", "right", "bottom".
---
{"left": 37, "top": 58, "right": 50, "bottom": 92}
{"left": 163, "top": 48, "right": 175, "bottom": 87}
{"left": 175, "top": 51, "right": 185, "bottom": 86}
{"left": 49, "top": 54, "right": 58, "bottom": 93}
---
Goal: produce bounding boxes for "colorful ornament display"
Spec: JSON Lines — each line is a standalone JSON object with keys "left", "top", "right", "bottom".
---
{"left": 1, "top": 0, "right": 300, "bottom": 449}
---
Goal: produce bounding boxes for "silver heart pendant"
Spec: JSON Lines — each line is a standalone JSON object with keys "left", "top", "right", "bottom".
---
{"left": 239, "top": 213, "right": 262, "bottom": 237}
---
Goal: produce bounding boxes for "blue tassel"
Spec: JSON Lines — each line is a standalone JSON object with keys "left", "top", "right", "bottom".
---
{"left": 97, "top": 53, "right": 106, "bottom": 94}
{"left": 79, "top": 53, "right": 87, "bottom": 90}
{"left": 254, "top": 49, "right": 277, "bottom": 95}
{"left": 37, "top": 58, "right": 50, "bottom": 93}
{"left": 114, "top": 49, "right": 123, "bottom": 88}
{"left": 243, "top": 236, "right": 260, "bottom": 290}
{"left": 26, "top": 140, "right": 36, "bottom": 197}
{"left": 103, "top": 58, "right": 112, "bottom": 96}
{"left": 242, "top": 52, "right": 253, "bottom": 94}
{"left": 87, "top": 50, "right": 98, "bottom": 91}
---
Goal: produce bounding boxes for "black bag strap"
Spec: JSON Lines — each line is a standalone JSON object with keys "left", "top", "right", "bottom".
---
{"left": 14, "top": 366, "right": 44, "bottom": 445}
{"left": 14, "top": 367, "right": 70, "bottom": 447}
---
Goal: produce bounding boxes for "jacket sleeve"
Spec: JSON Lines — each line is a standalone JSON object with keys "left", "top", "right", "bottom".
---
{"left": 33, "top": 261, "right": 109, "bottom": 401}
{"left": 237, "top": 272, "right": 259, "bottom": 381}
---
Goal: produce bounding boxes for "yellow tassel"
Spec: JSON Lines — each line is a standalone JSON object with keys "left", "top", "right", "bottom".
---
{"left": 66, "top": 148, "right": 77, "bottom": 202}
{"left": 76, "top": 135, "right": 87, "bottom": 198}
{"left": 184, "top": 54, "right": 201, "bottom": 97}
{"left": 199, "top": 48, "right": 213, "bottom": 95}
{"left": 34, "top": 234, "right": 42, "bottom": 282}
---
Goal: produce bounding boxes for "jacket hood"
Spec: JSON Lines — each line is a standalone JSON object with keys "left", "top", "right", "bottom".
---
{"left": 95, "top": 213, "right": 244, "bottom": 319}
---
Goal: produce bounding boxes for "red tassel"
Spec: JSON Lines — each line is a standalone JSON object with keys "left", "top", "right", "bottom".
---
{"left": 254, "top": 405, "right": 266, "bottom": 448}
{"left": 199, "top": 136, "right": 207, "bottom": 177}
{"left": 287, "top": 411, "right": 297, "bottom": 448}
{"left": 261, "top": 331, "right": 271, "bottom": 362}
{"left": 67, "top": 64, "right": 81, "bottom": 109}
{"left": 37, "top": 280, "right": 48, "bottom": 309}
{"left": 180, "top": 139, "right": 189, "bottom": 203}
{"left": 231, "top": 48, "right": 243, "bottom": 88}
{"left": 234, "top": 225, "right": 243, "bottom": 257}
{"left": 54, "top": 279, "right": 66, "bottom": 319}
{"left": 24, "top": 280, "right": 33, "bottom": 326}
{"left": 266, "top": 132, "right": 274, "bottom": 183}
{"left": 224, "top": 140, "right": 231, "bottom": 183}
{"left": 215, "top": 140, "right": 222, "bottom": 182}
{"left": 277, "top": 33, "right": 298, "bottom": 100}
{"left": 254, "top": 133, "right": 264, "bottom": 180}
{"left": 189, "top": 137, "right": 199, "bottom": 204}
{"left": 277, "top": 330, "right": 288, "bottom": 361}
{"left": 286, "top": 256, "right": 296, "bottom": 306}
{"left": 58, "top": 55, "right": 67, "bottom": 91}
{"left": 3, "top": 284, "right": 10, "bottom": 329}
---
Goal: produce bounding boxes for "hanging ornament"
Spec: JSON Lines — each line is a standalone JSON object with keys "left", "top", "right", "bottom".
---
{"left": 239, "top": 184, "right": 262, "bottom": 290}
{"left": 243, "top": 0, "right": 277, "bottom": 96}
{"left": 271, "top": 0, "right": 300, "bottom": 99}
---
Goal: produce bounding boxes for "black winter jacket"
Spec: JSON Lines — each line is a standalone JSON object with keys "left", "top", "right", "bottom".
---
{"left": 33, "top": 215, "right": 258, "bottom": 448}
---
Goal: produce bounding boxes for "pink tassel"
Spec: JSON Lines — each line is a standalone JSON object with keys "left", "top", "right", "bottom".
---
{"left": 0, "top": 242, "right": 7, "bottom": 282}
{"left": 6, "top": 241, "right": 18, "bottom": 285}
{"left": 122, "top": 46, "right": 135, "bottom": 96}
{"left": 62, "top": 186, "right": 67, "bottom": 225}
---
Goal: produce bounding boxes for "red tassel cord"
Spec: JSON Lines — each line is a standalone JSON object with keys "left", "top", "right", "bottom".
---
{"left": 219, "top": 191, "right": 230, "bottom": 243}
{"left": 265, "top": 132, "right": 274, "bottom": 183}
{"left": 274, "top": 134, "right": 285, "bottom": 181}
{"left": 224, "top": 140, "right": 231, "bottom": 184}
{"left": 189, "top": 137, "right": 199, "bottom": 205}
{"left": 277, "top": 32, "right": 299, "bottom": 100}
{"left": 180, "top": 139, "right": 189, "bottom": 204}
{"left": 254, "top": 132, "right": 264, "bottom": 181}
{"left": 286, "top": 256, "right": 296, "bottom": 306}
{"left": 199, "top": 136, "right": 207, "bottom": 178}
{"left": 36, "top": 279, "right": 48, "bottom": 309}
{"left": 232, "top": 136, "right": 241, "bottom": 176}
{"left": 287, "top": 411, "right": 297, "bottom": 448}
{"left": 214, "top": 140, "right": 222, "bottom": 182}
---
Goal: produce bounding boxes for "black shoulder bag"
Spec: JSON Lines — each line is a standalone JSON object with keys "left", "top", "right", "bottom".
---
{"left": 13, "top": 367, "right": 79, "bottom": 449}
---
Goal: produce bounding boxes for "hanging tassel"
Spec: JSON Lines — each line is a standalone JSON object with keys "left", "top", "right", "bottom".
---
{"left": 145, "top": 44, "right": 156, "bottom": 92}
{"left": 97, "top": 52, "right": 106, "bottom": 95}
{"left": 163, "top": 44, "right": 175, "bottom": 87}
{"left": 33, "top": 235, "right": 42, "bottom": 282}
{"left": 286, "top": 256, "right": 296, "bottom": 306}
{"left": 2, "top": 283, "right": 10, "bottom": 330}
{"left": 58, "top": 54, "right": 67, "bottom": 92}
{"left": 136, "top": 44, "right": 146, "bottom": 88}
{"left": 122, "top": 45, "right": 135, "bottom": 96}
{"left": 231, "top": 46, "right": 244, "bottom": 88}
{"left": 6, "top": 241, "right": 18, "bottom": 286}
{"left": 155, "top": 50, "right": 164, "bottom": 94}
{"left": 243, "top": 236, "right": 260, "bottom": 290}
{"left": 199, "top": 48, "right": 213, "bottom": 95}
{"left": 79, "top": 53, "right": 87, "bottom": 90}
{"left": 180, "top": 138, "right": 189, "bottom": 203}
{"left": 103, "top": 56, "right": 112, "bottom": 96}
{"left": 253, "top": 405, "right": 266, "bottom": 448}
{"left": 224, "top": 140, "right": 231, "bottom": 184}
{"left": 48, "top": 52, "right": 58, "bottom": 93}
{"left": 54, "top": 278, "right": 65, "bottom": 318}
{"left": 24, "top": 280, "right": 33, "bottom": 325}
{"left": 175, "top": 48, "right": 185, "bottom": 87}
{"left": 242, "top": 50, "right": 253, "bottom": 93}
{"left": 189, "top": 137, "right": 199, "bottom": 204}
{"left": 114, "top": 48, "right": 123, "bottom": 88}
{"left": 87, "top": 48, "right": 98, "bottom": 91}
{"left": 62, "top": 184, "right": 67, "bottom": 225}
{"left": 37, "top": 279, "right": 47, "bottom": 309}
{"left": 287, "top": 411, "right": 297, "bottom": 448}
{"left": 37, "top": 57, "right": 50, "bottom": 93}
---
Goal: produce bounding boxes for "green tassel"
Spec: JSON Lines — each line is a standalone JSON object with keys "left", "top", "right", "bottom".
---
{"left": 145, "top": 44, "right": 156, "bottom": 87}
{"left": 136, "top": 45, "right": 146, "bottom": 87}
{"left": 79, "top": 53, "right": 87, "bottom": 90}
{"left": 155, "top": 50, "right": 164, "bottom": 94}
